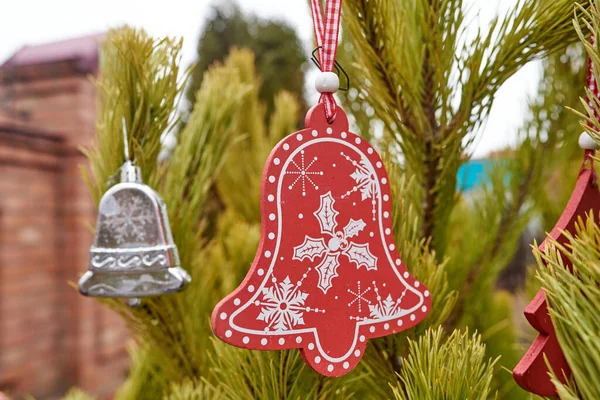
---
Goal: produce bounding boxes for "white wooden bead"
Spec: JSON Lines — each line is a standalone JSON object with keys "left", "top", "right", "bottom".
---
{"left": 315, "top": 72, "right": 339, "bottom": 93}
{"left": 578, "top": 131, "right": 599, "bottom": 150}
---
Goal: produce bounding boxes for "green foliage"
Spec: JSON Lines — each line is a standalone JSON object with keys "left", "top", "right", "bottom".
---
{"left": 343, "top": 0, "right": 590, "bottom": 254}
{"left": 535, "top": 215, "right": 600, "bottom": 400}
{"left": 340, "top": 0, "right": 591, "bottom": 397}
{"left": 61, "top": 389, "right": 96, "bottom": 400}
{"left": 164, "top": 380, "right": 224, "bottom": 400}
{"left": 83, "top": 27, "right": 185, "bottom": 198}
{"left": 209, "top": 342, "right": 355, "bottom": 400}
{"left": 391, "top": 328, "right": 498, "bottom": 400}
{"left": 82, "top": 27, "right": 255, "bottom": 398}
{"left": 215, "top": 49, "right": 299, "bottom": 223}
{"left": 529, "top": 6, "right": 600, "bottom": 399}
{"left": 186, "top": 2, "right": 306, "bottom": 119}
{"left": 115, "top": 345, "right": 169, "bottom": 399}
{"left": 529, "top": 47, "right": 587, "bottom": 230}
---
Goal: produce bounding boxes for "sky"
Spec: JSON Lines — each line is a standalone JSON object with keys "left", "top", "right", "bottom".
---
{"left": 0, "top": 0, "right": 540, "bottom": 158}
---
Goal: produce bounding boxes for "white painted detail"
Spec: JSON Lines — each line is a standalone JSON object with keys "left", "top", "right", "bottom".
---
{"left": 256, "top": 276, "right": 323, "bottom": 331}
{"left": 293, "top": 192, "right": 377, "bottom": 293}
{"left": 579, "top": 131, "right": 599, "bottom": 150}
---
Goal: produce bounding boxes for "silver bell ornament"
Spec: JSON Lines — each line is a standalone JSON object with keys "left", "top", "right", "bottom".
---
{"left": 79, "top": 122, "right": 190, "bottom": 300}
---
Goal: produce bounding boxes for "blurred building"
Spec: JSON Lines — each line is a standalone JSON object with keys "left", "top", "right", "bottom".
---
{"left": 0, "top": 35, "right": 128, "bottom": 399}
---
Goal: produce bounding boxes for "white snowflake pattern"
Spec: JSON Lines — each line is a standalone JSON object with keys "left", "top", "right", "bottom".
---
{"left": 368, "top": 281, "right": 408, "bottom": 320}
{"left": 347, "top": 281, "right": 372, "bottom": 313}
{"left": 103, "top": 196, "right": 153, "bottom": 244}
{"left": 349, "top": 281, "right": 408, "bottom": 321}
{"left": 285, "top": 150, "right": 324, "bottom": 196}
{"left": 255, "top": 271, "right": 325, "bottom": 332}
{"left": 340, "top": 152, "right": 379, "bottom": 221}
{"left": 293, "top": 192, "right": 378, "bottom": 293}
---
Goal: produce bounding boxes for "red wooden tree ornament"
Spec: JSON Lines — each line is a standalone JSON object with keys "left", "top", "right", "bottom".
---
{"left": 513, "top": 155, "right": 599, "bottom": 396}
{"left": 211, "top": 104, "right": 431, "bottom": 376}
{"left": 514, "top": 46, "right": 600, "bottom": 396}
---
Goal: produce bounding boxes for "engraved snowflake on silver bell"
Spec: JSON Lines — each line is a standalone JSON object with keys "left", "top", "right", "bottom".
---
{"left": 78, "top": 161, "right": 190, "bottom": 299}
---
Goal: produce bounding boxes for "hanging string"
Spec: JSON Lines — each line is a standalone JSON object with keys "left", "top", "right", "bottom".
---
{"left": 310, "top": 0, "right": 343, "bottom": 122}
{"left": 122, "top": 117, "right": 130, "bottom": 162}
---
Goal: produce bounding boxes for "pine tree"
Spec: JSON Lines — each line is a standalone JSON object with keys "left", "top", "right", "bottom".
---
{"left": 64, "top": 0, "right": 600, "bottom": 398}
{"left": 185, "top": 2, "right": 307, "bottom": 120}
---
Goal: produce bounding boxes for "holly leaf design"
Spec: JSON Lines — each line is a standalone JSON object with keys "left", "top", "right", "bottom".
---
{"left": 293, "top": 237, "right": 328, "bottom": 261}
{"left": 315, "top": 253, "right": 340, "bottom": 293}
{"left": 313, "top": 191, "right": 339, "bottom": 235}
{"left": 343, "top": 242, "right": 378, "bottom": 271}
{"left": 343, "top": 218, "right": 366, "bottom": 238}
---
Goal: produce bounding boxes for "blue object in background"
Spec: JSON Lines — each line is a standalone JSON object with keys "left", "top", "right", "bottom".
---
{"left": 457, "top": 159, "right": 496, "bottom": 192}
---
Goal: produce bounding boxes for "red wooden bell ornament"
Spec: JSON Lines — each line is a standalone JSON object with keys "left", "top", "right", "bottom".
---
{"left": 211, "top": 104, "right": 431, "bottom": 376}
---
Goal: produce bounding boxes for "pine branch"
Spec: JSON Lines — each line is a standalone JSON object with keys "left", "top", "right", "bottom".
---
{"left": 344, "top": 0, "right": 590, "bottom": 255}
{"left": 420, "top": 0, "right": 443, "bottom": 242}
{"left": 444, "top": 157, "right": 535, "bottom": 332}
{"left": 343, "top": 0, "right": 421, "bottom": 136}
{"left": 83, "top": 28, "right": 257, "bottom": 397}
{"left": 61, "top": 389, "right": 96, "bottom": 400}
{"left": 164, "top": 379, "right": 225, "bottom": 400}
{"left": 392, "top": 327, "right": 498, "bottom": 400}
{"left": 538, "top": 5, "right": 600, "bottom": 397}
{"left": 82, "top": 27, "right": 185, "bottom": 203}
{"left": 536, "top": 215, "right": 600, "bottom": 399}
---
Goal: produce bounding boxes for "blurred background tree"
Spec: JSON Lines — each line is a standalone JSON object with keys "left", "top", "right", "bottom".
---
{"left": 185, "top": 1, "right": 307, "bottom": 121}
{"left": 64, "top": 0, "right": 600, "bottom": 399}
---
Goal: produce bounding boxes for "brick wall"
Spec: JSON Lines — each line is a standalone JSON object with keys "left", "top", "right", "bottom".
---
{"left": 0, "top": 36, "right": 129, "bottom": 399}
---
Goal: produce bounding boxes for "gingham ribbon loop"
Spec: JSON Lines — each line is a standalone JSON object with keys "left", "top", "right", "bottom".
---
{"left": 587, "top": 36, "right": 599, "bottom": 121}
{"left": 310, "top": 0, "right": 343, "bottom": 122}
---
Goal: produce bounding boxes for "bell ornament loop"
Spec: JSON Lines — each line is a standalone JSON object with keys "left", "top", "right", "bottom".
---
{"left": 121, "top": 160, "right": 143, "bottom": 183}
{"left": 78, "top": 163, "right": 190, "bottom": 299}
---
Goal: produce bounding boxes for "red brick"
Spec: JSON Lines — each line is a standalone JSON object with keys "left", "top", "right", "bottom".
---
{"left": 0, "top": 47, "right": 129, "bottom": 399}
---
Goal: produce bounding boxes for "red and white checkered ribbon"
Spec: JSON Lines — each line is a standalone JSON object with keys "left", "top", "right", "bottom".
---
{"left": 586, "top": 37, "right": 599, "bottom": 119}
{"left": 310, "top": 0, "right": 343, "bottom": 122}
